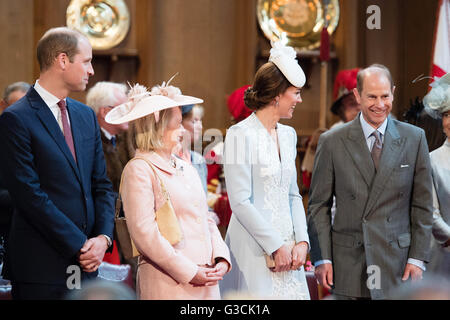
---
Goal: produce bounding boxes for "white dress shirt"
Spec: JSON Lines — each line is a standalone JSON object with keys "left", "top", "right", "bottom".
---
{"left": 34, "top": 80, "right": 70, "bottom": 132}
{"left": 100, "top": 127, "right": 113, "bottom": 140}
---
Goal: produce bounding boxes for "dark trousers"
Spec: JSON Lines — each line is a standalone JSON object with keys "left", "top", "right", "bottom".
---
{"left": 11, "top": 282, "right": 69, "bottom": 300}
{"left": 332, "top": 293, "right": 372, "bottom": 300}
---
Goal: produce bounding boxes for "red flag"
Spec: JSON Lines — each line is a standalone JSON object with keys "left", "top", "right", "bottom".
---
{"left": 430, "top": 0, "right": 450, "bottom": 79}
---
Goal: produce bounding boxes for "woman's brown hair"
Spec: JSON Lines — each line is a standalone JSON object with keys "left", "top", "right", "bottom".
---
{"left": 244, "top": 62, "right": 291, "bottom": 110}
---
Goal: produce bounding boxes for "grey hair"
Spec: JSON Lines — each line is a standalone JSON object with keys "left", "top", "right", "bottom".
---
{"left": 356, "top": 64, "right": 394, "bottom": 94}
{"left": 86, "top": 81, "right": 128, "bottom": 114}
{"left": 3, "top": 81, "right": 31, "bottom": 104}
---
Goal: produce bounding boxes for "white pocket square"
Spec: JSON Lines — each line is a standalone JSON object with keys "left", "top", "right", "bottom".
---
{"left": 400, "top": 164, "right": 409, "bottom": 168}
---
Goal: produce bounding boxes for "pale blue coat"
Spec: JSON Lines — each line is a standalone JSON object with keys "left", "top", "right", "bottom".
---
{"left": 220, "top": 113, "right": 310, "bottom": 299}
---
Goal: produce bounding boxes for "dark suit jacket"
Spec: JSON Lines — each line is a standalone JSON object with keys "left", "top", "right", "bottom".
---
{"left": 101, "top": 130, "right": 134, "bottom": 194}
{"left": 0, "top": 87, "right": 115, "bottom": 285}
{"left": 307, "top": 115, "right": 433, "bottom": 299}
{"left": 0, "top": 176, "right": 13, "bottom": 240}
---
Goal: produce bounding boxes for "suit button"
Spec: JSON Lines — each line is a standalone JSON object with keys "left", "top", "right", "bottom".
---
{"left": 399, "top": 192, "right": 404, "bottom": 197}
{"left": 356, "top": 241, "right": 362, "bottom": 246}
{"left": 350, "top": 194, "right": 356, "bottom": 200}
{"left": 387, "top": 216, "right": 392, "bottom": 222}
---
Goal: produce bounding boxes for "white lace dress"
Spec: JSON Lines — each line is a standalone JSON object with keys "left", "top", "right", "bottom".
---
{"left": 220, "top": 113, "right": 310, "bottom": 300}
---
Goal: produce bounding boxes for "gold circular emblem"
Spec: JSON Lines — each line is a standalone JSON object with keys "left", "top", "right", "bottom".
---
{"left": 66, "top": 0, "right": 130, "bottom": 50}
{"left": 257, "top": 0, "right": 340, "bottom": 51}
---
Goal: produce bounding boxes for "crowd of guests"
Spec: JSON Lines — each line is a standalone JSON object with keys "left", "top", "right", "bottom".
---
{"left": 0, "top": 26, "right": 448, "bottom": 300}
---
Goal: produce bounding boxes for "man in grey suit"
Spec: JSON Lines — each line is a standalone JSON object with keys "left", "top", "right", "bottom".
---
{"left": 307, "top": 64, "right": 433, "bottom": 300}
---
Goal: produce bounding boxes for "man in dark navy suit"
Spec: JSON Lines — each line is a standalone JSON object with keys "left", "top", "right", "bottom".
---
{"left": 0, "top": 27, "right": 115, "bottom": 299}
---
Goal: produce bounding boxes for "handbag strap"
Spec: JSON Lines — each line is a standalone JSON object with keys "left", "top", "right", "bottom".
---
{"left": 116, "top": 156, "right": 171, "bottom": 219}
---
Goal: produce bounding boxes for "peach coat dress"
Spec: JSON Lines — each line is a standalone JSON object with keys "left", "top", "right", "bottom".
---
{"left": 121, "top": 150, "right": 231, "bottom": 299}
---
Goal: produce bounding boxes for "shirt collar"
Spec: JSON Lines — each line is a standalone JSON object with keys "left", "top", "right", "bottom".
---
{"left": 359, "top": 113, "right": 388, "bottom": 139}
{"left": 134, "top": 150, "right": 177, "bottom": 175}
{"left": 34, "top": 80, "right": 64, "bottom": 108}
{"left": 101, "top": 127, "right": 114, "bottom": 140}
{"left": 445, "top": 139, "right": 450, "bottom": 149}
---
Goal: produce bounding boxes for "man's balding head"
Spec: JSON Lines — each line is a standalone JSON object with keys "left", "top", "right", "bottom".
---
{"left": 356, "top": 64, "right": 394, "bottom": 94}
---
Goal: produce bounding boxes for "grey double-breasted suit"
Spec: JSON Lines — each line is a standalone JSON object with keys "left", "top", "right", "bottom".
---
{"left": 307, "top": 115, "right": 433, "bottom": 299}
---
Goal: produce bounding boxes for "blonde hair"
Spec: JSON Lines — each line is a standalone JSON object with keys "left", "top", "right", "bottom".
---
{"left": 130, "top": 108, "right": 172, "bottom": 152}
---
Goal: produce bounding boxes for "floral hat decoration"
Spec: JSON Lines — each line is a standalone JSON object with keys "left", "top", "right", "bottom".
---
{"left": 268, "top": 40, "right": 306, "bottom": 88}
{"left": 423, "top": 72, "right": 450, "bottom": 119}
{"left": 105, "top": 74, "right": 203, "bottom": 125}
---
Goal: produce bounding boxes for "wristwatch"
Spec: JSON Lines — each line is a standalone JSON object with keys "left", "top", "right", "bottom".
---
{"left": 101, "top": 234, "right": 112, "bottom": 247}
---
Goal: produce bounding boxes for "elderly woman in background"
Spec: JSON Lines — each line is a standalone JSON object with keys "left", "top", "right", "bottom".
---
{"left": 105, "top": 81, "right": 231, "bottom": 300}
{"left": 220, "top": 41, "right": 310, "bottom": 299}
{"left": 180, "top": 104, "right": 208, "bottom": 194}
{"left": 423, "top": 72, "right": 450, "bottom": 277}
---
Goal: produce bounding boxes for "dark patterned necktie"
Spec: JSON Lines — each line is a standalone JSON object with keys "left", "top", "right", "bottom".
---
{"left": 57, "top": 100, "right": 77, "bottom": 163}
{"left": 371, "top": 130, "right": 382, "bottom": 171}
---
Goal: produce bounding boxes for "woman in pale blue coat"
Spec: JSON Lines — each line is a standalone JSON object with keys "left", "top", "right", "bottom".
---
{"left": 423, "top": 72, "right": 450, "bottom": 276}
{"left": 220, "top": 41, "right": 310, "bottom": 299}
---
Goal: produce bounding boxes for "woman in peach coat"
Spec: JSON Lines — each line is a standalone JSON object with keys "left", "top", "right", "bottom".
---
{"left": 106, "top": 82, "right": 231, "bottom": 299}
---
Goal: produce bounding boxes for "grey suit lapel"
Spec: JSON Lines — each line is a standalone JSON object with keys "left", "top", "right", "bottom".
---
{"left": 363, "top": 118, "right": 406, "bottom": 218}
{"left": 342, "top": 118, "right": 375, "bottom": 187}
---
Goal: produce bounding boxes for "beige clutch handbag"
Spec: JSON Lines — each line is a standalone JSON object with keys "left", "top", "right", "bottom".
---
{"left": 264, "top": 240, "right": 296, "bottom": 269}
{"left": 114, "top": 157, "right": 182, "bottom": 260}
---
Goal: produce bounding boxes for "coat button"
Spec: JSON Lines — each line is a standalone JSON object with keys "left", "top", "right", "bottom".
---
{"left": 387, "top": 216, "right": 392, "bottom": 222}
{"left": 351, "top": 194, "right": 356, "bottom": 200}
